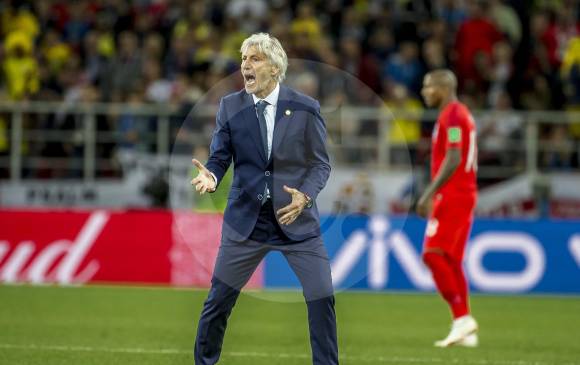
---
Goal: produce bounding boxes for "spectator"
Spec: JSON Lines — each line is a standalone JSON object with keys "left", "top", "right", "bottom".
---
{"left": 143, "top": 33, "right": 166, "bottom": 63}
{"left": 489, "top": 0, "right": 522, "bottom": 46}
{"left": 488, "top": 41, "right": 513, "bottom": 107}
{"left": 562, "top": 37, "right": 580, "bottom": 104}
{"left": 384, "top": 41, "right": 423, "bottom": 95}
{"left": 226, "top": 0, "right": 267, "bottom": 34}
{"left": 290, "top": 2, "right": 322, "bottom": 45}
{"left": 478, "top": 91, "right": 523, "bottom": 166}
{"left": 164, "top": 33, "right": 193, "bottom": 80}
{"left": 104, "top": 31, "right": 143, "bottom": 98}
{"left": 422, "top": 38, "right": 448, "bottom": 72}
{"left": 41, "top": 28, "right": 73, "bottom": 76}
{"left": 384, "top": 83, "right": 423, "bottom": 165}
{"left": 2, "top": 5, "right": 40, "bottom": 40}
{"left": 2, "top": 31, "right": 39, "bottom": 100}
{"left": 436, "top": 0, "right": 467, "bottom": 31}
{"left": 143, "top": 59, "right": 172, "bottom": 103}
{"left": 454, "top": 0, "right": 503, "bottom": 91}
{"left": 63, "top": 1, "right": 91, "bottom": 49}
{"left": 521, "top": 74, "right": 552, "bottom": 110}
{"left": 338, "top": 6, "right": 365, "bottom": 42}
{"left": 117, "top": 90, "right": 153, "bottom": 153}
{"left": 543, "top": 125, "right": 574, "bottom": 169}
{"left": 367, "top": 26, "right": 395, "bottom": 65}
{"left": 560, "top": 36, "right": 580, "bottom": 144}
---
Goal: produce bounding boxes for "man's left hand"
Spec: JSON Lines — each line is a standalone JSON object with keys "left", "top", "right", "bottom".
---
{"left": 277, "top": 185, "right": 308, "bottom": 225}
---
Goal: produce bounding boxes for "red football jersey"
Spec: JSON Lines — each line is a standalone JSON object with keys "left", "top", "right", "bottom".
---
{"left": 431, "top": 101, "right": 478, "bottom": 195}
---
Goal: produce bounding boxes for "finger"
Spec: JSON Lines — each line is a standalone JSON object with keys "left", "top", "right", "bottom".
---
{"left": 285, "top": 213, "right": 297, "bottom": 225}
{"left": 277, "top": 209, "right": 293, "bottom": 223}
{"left": 280, "top": 215, "right": 292, "bottom": 225}
{"left": 196, "top": 182, "right": 204, "bottom": 192}
{"left": 286, "top": 213, "right": 300, "bottom": 225}
{"left": 283, "top": 185, "right": 297, "bottom": 194}
{"left": 279, "top": 209, "right": 298, "bottom": 223}
{"left": 192, "top": 158, "right": 207, "bottom": 172}
{"left": 191, "top": 176, "right": 202, "bottom": 185}
{"left": 276, "top": 204, "right": 293, "bottom": 216}
{"left": 200, "top": 185, "right": 207, "bottom": 195}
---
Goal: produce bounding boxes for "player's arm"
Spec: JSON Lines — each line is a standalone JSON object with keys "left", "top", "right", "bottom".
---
{"left": 416, "top": 147, "right": 461, "bottom": 217}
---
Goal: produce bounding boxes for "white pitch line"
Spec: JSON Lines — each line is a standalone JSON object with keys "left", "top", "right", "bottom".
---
{"left": 0, "top": 343, "right": 577, "bottom": 365}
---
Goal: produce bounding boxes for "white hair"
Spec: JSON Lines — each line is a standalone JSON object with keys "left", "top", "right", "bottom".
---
{"left": 240, "top": 33, "right": 288, "bottom": 83}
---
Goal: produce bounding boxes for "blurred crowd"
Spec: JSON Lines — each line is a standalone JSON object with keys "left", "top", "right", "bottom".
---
{"left": 1, "top": 0, "right": 580, "bottom": 179}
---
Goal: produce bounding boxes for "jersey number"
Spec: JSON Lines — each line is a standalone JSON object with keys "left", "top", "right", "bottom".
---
{"left": 465, "top": 130, "right": 478, "bottom": 172}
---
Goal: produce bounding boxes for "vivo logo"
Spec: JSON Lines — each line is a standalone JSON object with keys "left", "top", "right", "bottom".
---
{"left": 0, "top": 211, "right": 108, "bottom": 284}
{"left": 330, "top": 216, "right": 575, "bottom": 293}
{"left": 331, "top": 216, "right": 434, "bottom": 290}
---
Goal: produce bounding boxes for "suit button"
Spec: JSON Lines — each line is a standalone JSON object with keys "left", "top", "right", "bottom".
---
{"left": 265, "top": 171, "right": 271, "bottom": 176}
{"left": 257, "top": 194, "right": 263, "bottom": 200}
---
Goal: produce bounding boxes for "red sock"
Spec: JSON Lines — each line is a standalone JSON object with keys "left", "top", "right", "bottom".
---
{"left": 423, "top": 251, "right": 469, "bottom": 319}
{"left": 449, "top": 257, "right": 470, "bottom": 316}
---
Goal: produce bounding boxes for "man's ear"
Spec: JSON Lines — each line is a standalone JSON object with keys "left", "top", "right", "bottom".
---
{"left": 271, "top": 65, "right": 279, "bottom": 78}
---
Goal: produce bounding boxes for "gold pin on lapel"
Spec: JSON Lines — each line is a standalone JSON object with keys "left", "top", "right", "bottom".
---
{"left": 285, "top": 109, "right": 292, "bottom": 116}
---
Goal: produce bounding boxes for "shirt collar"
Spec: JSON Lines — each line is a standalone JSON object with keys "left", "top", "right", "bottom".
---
{"left": 251, "top": 82, "right": 280, "bottom": 107}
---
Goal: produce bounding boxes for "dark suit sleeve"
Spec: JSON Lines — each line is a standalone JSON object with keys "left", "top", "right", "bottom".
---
{"left": 205, "top": 98, "right": 232, "bottom": 188}
{"left": 299, "top": 100, "right": 331, "bottom": 201}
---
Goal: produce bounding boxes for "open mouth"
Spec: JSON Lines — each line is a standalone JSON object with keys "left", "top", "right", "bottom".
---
{"left": 244, "top": 73, "right": 256, "bottom": 86}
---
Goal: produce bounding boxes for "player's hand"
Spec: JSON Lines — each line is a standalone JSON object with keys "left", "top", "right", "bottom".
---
{"left": 190, "top": 159, "right": 216, "bottom": 195}
{"left": 277, "top": 185, "right": 308, "bottom": 225}
{"left": 416, "top": 194, "right": 432, "bottom": 218}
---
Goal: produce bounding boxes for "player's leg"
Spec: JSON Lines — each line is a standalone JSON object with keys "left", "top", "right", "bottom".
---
{"left": 422, "top": 247, "right": 468, "bottom": 319}
{"left": 423, "top": 247, "right": 478, "bottom": 347}
{"left": 423, "top": 196, "right": 478, "bottom": 347}
{"left": 449, "top": 219, "right": 473, "bottom": 317}
{"left": 422, "top": 201, "right": 477, "bottom": 347}
{"left": 280, "top": 237, "right": 339, "bottom": 365}
{"left": 443, "top": 215, "right": 478, "bottom": 347}
{"left": 194, "top": 238, "right": 268, "bottom": 365}
{"left": 422, "top": 199, "right": 468, "bottom": 320}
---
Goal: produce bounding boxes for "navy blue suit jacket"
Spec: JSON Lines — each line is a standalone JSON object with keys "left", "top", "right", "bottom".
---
{"left": 205, "top": 85, "right": 331, "bottom": 242}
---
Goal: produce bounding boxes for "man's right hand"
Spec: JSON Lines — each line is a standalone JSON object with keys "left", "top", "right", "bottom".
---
{"left": 191, "top": 159, "right": 216, "bottom": 195}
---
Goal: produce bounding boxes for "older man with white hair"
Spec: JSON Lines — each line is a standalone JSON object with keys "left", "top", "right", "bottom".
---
{"left": 191, "top": 33, "right": 338, "bottom": 364}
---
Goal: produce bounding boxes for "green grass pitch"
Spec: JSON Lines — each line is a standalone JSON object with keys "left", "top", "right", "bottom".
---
{"left": 1, "top": 285, "right": 579, "bottom": 365}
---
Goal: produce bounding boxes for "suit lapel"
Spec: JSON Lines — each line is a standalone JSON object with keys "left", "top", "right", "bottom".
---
{"left": 272, "top": 86, "right": 295, "bottom": 159}
{"left": 240, "top": 92, "right": 267, "bottom": 163}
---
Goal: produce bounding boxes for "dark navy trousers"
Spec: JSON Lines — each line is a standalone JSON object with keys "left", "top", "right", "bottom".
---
{"left": 194, "top": 201, "right": 338, "bottom": 364}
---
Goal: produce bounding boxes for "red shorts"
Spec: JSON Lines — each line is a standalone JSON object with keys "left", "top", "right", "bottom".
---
{"left": 423, "top": 191, "right": 476, "bottom": 261}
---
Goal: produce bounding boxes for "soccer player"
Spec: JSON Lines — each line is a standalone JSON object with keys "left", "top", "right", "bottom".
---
{"left": 416, "top": 69, "right": 479, "bottom": 347}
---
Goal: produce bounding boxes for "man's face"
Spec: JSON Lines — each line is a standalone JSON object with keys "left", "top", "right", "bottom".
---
{"left": 241, "top": 45, "right": 277, "bottom": 97}
{"left": 421, "top": 75, "right": 441, "bottom": 108}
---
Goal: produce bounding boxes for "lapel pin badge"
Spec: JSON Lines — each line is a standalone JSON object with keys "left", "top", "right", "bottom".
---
{"left": 285, "top": 109, "right": 292, "bottom": 116}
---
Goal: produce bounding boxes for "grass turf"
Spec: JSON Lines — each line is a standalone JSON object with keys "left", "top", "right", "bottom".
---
{"left": 0, "top": 285, "right": 579, "bottom": 365}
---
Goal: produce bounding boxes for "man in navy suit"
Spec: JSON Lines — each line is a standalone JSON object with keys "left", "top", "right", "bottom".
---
{"left": 190, "top": 33, "right": 338, "bottom": 364}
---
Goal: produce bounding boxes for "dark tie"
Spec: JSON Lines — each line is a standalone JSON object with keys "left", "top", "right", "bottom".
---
{"left": 256, "top": 100, "right": 270, "bottom": 204}
{"left": 256, "top": 100, "right": 269, "bottom": 158}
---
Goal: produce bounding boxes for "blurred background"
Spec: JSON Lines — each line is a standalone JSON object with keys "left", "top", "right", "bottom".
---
{"left": 0, "top": 0, "right": 579, "bottom": 294}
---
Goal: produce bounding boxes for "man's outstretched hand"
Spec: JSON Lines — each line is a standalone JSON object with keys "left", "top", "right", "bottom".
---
{"left": 191, "top": 159, "right": 216, "bottom": 195}
{"left": 277, "top": 185, "right": 308, "bottom": 225}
